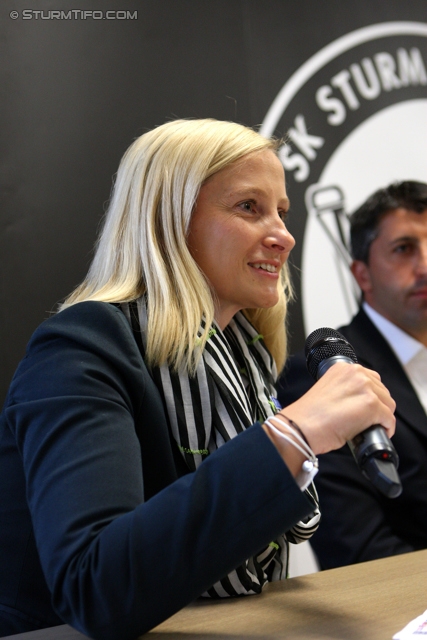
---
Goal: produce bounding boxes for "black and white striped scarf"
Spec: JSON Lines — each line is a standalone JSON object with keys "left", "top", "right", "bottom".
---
{"left": 121, "top": 298, "right": 320, "bottom": 596}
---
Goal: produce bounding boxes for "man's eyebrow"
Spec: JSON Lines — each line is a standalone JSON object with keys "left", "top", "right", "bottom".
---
{"left": 389, "top": 235, "right": 418, "bottom": 244}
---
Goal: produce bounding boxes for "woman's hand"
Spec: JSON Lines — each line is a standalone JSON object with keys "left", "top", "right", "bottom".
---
{"left": 279, "top": 361, "right": 396, "bottom": 456}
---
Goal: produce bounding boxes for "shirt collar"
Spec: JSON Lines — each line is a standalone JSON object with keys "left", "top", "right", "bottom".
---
{"left": 362, "top": 302, "right": 426, "bottom": 366}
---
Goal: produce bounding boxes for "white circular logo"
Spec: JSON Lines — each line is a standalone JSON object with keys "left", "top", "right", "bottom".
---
{"left": 261, "top": 21, "right": 427, "bottom": 339}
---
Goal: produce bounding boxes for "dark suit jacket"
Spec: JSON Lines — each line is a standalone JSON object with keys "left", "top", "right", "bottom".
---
{"left": 0, "top": 302, "right": 315, "bottom": 640}
{"left": 278, "top": 307, "right": 427, "bottom": 569}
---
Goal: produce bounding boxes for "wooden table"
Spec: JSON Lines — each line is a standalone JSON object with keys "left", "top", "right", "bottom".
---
{"left": 5, "top": 549, "right": 427, "bottom": 640}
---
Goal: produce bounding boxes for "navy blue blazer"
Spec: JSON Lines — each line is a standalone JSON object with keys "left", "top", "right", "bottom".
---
{"left": 278, "top": 308, "right": 427, "bottom": 569}
{"left": 0, "top": 302, "right": 315, "bottom": 639}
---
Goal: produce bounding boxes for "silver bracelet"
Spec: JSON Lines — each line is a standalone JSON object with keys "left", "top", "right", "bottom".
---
{"left": 264, "top": 414, "right": 318, "bottom": 473}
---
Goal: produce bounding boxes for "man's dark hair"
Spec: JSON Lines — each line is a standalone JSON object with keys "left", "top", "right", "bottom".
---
{"left": 350, "top": 181, "right": 427, "bottom": 263}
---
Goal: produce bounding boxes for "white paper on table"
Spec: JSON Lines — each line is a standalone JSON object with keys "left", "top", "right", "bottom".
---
{"left": 393, "top": 609, "right": 427, "bottom": 638}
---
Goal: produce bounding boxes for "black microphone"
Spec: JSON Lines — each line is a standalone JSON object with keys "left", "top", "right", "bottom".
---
{"left": 305, "top": 327, "right": 402, "bottom": 498}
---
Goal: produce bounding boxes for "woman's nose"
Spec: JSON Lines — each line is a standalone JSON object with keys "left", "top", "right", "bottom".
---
{"left": 264, "top": 218, "right": 296, "bottom": 253}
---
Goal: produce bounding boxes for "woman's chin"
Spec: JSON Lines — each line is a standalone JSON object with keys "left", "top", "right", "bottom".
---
{"left": 249, "top": 295, "right": 280, "bottom": 311}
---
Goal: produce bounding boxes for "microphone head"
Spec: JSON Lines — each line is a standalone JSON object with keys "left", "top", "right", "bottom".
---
{"left": 305, "top": 327, "right": 358, "bottom": 379}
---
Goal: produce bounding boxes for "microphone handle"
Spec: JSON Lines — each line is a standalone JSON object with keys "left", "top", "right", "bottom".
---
{"left": 316, "top": 355, "right": 402, "bottom": 498}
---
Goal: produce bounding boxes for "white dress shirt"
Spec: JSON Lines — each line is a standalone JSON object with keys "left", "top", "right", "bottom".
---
{"left": 363, "top": 302, "right": 427, "bottom": 415}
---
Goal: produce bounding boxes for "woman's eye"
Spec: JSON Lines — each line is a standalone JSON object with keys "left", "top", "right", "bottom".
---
{"left": 279, "top": 210, "right": 288, "bottom": 222}
{"left": 240, "top": 201, "right": 255, "bottom": 213}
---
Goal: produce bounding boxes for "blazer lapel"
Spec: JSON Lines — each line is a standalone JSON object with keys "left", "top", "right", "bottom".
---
{"left": 339, "top": 308, "right": 427, "bottom": 443}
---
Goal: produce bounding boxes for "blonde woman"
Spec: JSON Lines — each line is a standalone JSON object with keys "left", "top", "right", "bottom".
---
{"left": 0, "top": 119, "right": 395, "bottom": 639}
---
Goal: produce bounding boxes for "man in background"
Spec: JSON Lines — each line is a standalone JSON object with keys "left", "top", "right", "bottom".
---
{"left": 279, "top": 180, "right": 427, "bottom": 568}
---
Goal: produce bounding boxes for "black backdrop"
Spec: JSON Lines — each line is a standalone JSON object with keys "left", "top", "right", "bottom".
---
{"left": 1, "top": 0, "right": 426, "bottom": 402}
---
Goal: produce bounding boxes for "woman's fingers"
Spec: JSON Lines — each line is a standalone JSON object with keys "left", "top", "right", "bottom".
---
{"left": 279, "top": 362, "right": 396, "bottom": 455}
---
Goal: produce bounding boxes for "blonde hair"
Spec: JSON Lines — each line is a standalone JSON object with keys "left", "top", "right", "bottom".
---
{"left": 61, "top": 118, "right": 292, "bottom": 373}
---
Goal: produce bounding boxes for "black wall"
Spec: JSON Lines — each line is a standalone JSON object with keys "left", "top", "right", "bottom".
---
{"left": 1, "top": 0, "right": 426, "bottom": 401}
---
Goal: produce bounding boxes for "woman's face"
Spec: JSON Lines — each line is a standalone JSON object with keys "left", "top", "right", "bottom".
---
{"left": 187, "top": 149, "right": 295, "bottom": 329}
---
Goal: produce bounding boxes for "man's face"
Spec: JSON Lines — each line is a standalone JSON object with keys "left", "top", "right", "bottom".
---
{"left": 351, "top": 207, "right": 427, "bottom": 344}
